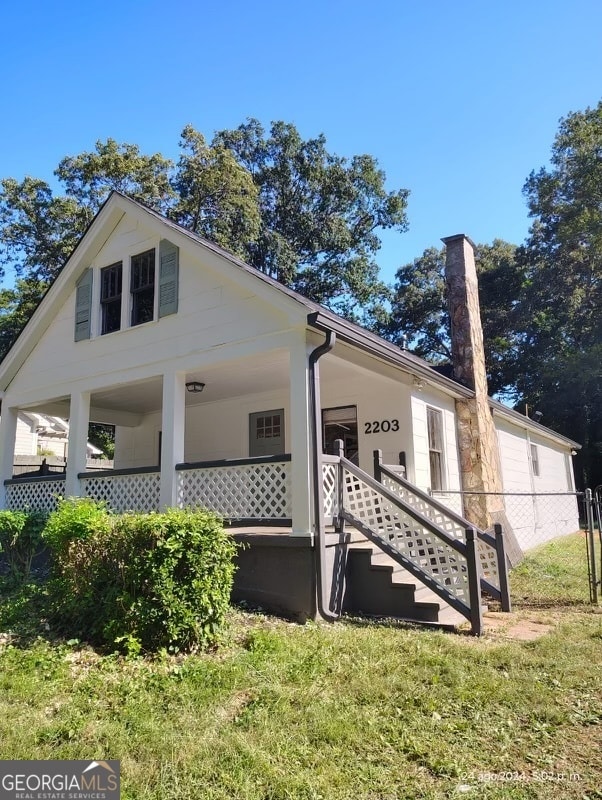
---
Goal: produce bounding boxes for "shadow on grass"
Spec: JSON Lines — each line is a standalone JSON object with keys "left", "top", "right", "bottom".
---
{"left": 510, "top": 597, "right": 593, "bottom": 610}
{"left": 338, "top": 613, "right": 476, "bottom": 636}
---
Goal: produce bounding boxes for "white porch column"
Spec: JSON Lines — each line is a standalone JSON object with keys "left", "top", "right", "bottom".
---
{"left": 289, "top": 339, "right": 313, "bottom": 537}
{"left": 0, "top": 404, "right": 18, "bottom": 508}
{"left": 65, "top": 390, "right": 91, "bottom": 497}
{"left": 160, "top": 370, "right": 186, "bottom": 509}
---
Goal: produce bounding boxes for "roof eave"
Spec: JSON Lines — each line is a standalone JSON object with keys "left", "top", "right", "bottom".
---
{"left": 491, "top": 402, "right": 581, "bottom": 449}
{"left": 307, "top": 311, "right": 473, "bottom": 399}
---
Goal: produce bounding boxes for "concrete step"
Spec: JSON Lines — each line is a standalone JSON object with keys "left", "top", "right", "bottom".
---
{"left": 346, "top": 542, "right": 469, "bottom": 629}
{"left": 346, "top": 549, "right": 441, "bottom": 623}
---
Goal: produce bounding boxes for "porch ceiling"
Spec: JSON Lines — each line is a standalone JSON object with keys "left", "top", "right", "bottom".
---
{"left": 89, "top": 349, "right": 291, "bottom": 418}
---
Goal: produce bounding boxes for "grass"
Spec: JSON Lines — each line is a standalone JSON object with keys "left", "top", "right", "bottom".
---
{"left": 1, "top": 536, "right": 601, "bottom": 800}
{"left": 511, "top": 531, "right": 599, "bottom": 606}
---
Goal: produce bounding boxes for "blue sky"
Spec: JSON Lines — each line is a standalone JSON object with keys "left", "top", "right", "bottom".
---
{"left": 1, "top": 0, "right": 601, "bottom": 286}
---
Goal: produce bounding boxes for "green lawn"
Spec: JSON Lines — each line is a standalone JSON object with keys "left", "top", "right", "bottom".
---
{"left": 1, "top": 536, "right": 601, "bottom": 800}
{"left": 511, "top": 531, "right": 598, "bottom": 606}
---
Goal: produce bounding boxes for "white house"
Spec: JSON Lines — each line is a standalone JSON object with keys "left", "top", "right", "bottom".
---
{"left": 0, "top": 192, "right": 579, "bottom": 629}
{"left": 14, "top": 411, "right": 102, "bottom": 461}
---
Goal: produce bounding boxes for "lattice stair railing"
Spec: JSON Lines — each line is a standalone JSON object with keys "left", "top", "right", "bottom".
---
{"left": 374, "top": 451, "right": 511, "bottom": 612}
{"left": 334, "top": 455, "right": 483, "bottom": 634}
{"left": 322, "top": 456, "right": 339, "bottom": 524}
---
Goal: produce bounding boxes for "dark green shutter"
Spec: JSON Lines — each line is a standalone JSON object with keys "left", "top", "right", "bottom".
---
{"left": 74, "top": 268, "right": 93, "bottom": 341}
{"left": 159, "top": 239, "right": 179, "bottom": 317}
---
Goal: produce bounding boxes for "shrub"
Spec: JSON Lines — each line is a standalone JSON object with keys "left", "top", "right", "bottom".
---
{"left": 45, "top": 501, "right": 237, "bottom": 653}
{"left": 0, "top": 510, "right": 47, "bottom": 580}
{"left": 42, "top": 496, "right": 112, "bottom": 563}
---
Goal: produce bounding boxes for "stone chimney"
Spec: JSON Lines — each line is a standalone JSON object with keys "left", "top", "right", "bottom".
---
{"left": 442, "top": 235, "right": 507, "bottom": 533}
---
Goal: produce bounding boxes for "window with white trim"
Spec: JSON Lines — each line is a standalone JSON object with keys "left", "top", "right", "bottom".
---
{"left": 427, "top": 407, "right": 445, "bottom": 491}
{"left": 74, "top": 239, "right": 179, "bottom": 343}
{"left": 130, "top": 248, "right": 156, "bottom": 326}
{"left": 530, "top": 443, "right": 540, "bottom": 477}
{"left": 100, "top": 262, "right": 123, "bottom": 335}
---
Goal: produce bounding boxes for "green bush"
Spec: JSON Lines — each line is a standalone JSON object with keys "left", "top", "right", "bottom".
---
{"left": 0, "top": 510, "right": 47, "bottom": 580}
{"left": 45, "top": 501, "right": 237, "bottom": 653}
{"left": 42, "top": 496, "right": 111, "bottom": 562}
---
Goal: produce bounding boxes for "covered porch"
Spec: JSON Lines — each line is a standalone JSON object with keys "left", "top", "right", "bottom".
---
{"left": 1, "top": 331, "right": 437, "bottom": 528}
{"left": 0, "top": 336, "right": 315, "bottom": 533}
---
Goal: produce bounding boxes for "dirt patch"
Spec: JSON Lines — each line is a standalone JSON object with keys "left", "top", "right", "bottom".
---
{"left": 483, "top": 611, "right": 556, "bottom": 641}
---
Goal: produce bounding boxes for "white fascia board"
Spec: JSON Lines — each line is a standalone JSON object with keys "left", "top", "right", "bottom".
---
{"left": 0, "top": 199, "right": 127, "bottom": 390}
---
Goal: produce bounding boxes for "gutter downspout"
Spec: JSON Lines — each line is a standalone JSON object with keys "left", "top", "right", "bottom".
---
{"left": 308, "top": 328, "right": 337, "bottom": 621}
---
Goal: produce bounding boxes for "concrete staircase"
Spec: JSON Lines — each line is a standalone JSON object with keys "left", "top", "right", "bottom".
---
{"left": 343, "top": 536, "right": 469, "bottom": 629}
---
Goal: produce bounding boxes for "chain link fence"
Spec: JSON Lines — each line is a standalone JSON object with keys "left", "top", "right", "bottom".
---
{"left": 432, "top": 490, "right": 599, "bottom": 608}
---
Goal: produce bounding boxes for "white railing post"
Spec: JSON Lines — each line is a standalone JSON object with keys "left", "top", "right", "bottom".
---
{"left": 160, "top": 371, "right": 186, "bottom": 509}
{"left": 289, "top": 340, "right": 313, "bottom": 536}
{"left": 0, "top": 405, "right": 18, "bottom": 508}
{"left": 65, "top": 390, "right": 90, "bottom": 498}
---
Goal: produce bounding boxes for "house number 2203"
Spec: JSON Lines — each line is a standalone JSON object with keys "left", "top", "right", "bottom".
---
{"left": 364, "top": 419, "right": 400, "bottom": 434}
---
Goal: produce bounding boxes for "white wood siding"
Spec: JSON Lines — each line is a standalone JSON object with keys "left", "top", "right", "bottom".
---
{"left": 6, "top": 213, "right": 302, "bottom": 403}
{"left": 115, "top": 389, "right": 291, "bottom": 469}
{"left": 15, "top": 414, "right": 37, "bottom": 456}
{"left": 495, "top": 416, "right": 579, "bottom": 548}
{"left": 319, "top": 360, "right": 413, "bottom": 476}
{"left": 410, "top": 390, "right": 461, "bottom": 495}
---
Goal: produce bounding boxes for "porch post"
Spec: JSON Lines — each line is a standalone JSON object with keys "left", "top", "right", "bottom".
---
{"left": 65, "top": 390, "right": 91, "bottom": 497}
{"left": 160, "top": 370, "right": 185, "bottom": 509}
{"left": 0, "top": 404, "right": 18, "bottom": 508}
{"left": 289, "top": 339, "right": 313, "bottom": 537}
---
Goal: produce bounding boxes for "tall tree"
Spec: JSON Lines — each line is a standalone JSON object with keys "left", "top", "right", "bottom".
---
{"left": 387, "top": 240, "right": 523, "bottom": 395}
{"left": 170, "top": 125, "right": 261, "bottom": 261}
{"left": 0, "top": 178, "right": 89, "bottom": 283}
{"left": 517, "top": 102, "right": 602, "bottom": 487}
{"left": 214, "top": 119, "right": 409, "bottom": 321}
{"left": 55, "top": 138, "right": 174, "bottom": 215}
{"left": 0, "top": 141, "right": 173, "bottom": 285}
{"left": 0, "top": 122, "right": 410, "bottom": 348}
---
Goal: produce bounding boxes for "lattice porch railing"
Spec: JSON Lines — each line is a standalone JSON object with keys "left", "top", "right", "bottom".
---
{"left": 372, "top": 453, "right": 510, "bottom": 610}
{"left": 5, "top": 476, "right": 65, "bottom": 512}
{"left": 176, "top": 455, "right": 292, "bottom": 520}
{"left": 80, "top": 469, "right": 160, "bottom": 513}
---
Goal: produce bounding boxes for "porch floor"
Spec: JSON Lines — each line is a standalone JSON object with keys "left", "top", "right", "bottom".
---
{"left": 227, "top": 525, "right": 293, "bottom": 535}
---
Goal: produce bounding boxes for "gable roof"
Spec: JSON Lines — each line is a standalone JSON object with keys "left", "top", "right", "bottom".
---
{"left": 0, "top": 192, "right": 579, "bottom": 449}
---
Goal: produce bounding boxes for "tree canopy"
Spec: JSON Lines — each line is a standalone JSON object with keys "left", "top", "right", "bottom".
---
{"left": 387, "top": 102, "right": 602, "bottom": 487}
{"left": 214, "top": 119, "right": 409, "bottom": 320}
{"left": 0, "top": 108, "right": 599, "bottom": 485}
{"left": 516, "top": 102, "right": 602, "bottom": 487}
{"left": 387, "top": 239, "right": 523, "bottom": 396}
{"left": 0, "top": 120, "right": 409, "bottom": 351}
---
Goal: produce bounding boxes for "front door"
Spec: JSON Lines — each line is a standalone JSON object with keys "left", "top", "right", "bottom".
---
{"left": 322, "top": 406, "right": 359, "bottom": 464}
{"left": 249, "top": 409, "right": 285, "bottom": 457}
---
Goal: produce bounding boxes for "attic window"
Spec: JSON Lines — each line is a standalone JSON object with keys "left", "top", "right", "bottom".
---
{"left": 100, "top": 262, "right": 123, "bottom": 335}
{"left": 131, "top": 249, "right": 156, "bottom": 326}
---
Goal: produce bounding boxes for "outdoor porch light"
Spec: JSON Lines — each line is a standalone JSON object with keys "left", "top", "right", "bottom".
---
{"left": 185, "top": 381, "right": 205, "bottom": 393}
